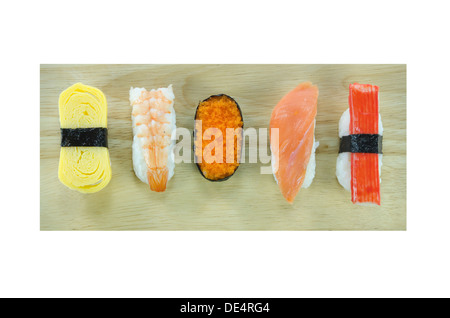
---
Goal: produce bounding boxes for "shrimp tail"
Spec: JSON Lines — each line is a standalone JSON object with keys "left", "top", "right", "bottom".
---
{"left": 147, "top": 167, "right": 168, "bottom": 192}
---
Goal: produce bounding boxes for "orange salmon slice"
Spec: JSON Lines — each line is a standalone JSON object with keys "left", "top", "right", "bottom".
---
{"left": 270, "top": 82, "right": 318, "bottom": 203}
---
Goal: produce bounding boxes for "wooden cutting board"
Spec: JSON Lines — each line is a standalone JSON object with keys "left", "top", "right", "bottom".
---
{"left": 40, "top": 64, "right": 406, "bottom": 230}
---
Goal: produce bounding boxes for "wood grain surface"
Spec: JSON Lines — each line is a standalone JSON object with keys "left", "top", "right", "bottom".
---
{"left": 40, "top": 64, "right": 406, "bottom": 230}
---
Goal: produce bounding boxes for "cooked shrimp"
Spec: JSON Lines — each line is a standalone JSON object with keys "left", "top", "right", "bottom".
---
{"left": 130, "top": 85, "right": 176, "bottom": 192}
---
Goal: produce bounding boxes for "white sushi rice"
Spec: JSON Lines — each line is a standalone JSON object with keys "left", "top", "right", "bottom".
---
{"left": 130, "top": 85, "right": 176, "bottom": 185}
{"left": 271, "top": 122, "right": 319, "bottom": 188}
{"left": 302, "top": 138, "right": 319, "bottom": 188}
{"left": 336, "top": 108, "right": 383, "bottom": 191}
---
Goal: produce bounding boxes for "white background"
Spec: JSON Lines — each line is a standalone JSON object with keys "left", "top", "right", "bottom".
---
{"left": 1, "top": 0, "right": 449, "bottom": 298}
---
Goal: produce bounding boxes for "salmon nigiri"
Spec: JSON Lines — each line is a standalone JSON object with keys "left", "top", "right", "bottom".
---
{"left": 270, "top": 82, "right": 319, "bottom": 203}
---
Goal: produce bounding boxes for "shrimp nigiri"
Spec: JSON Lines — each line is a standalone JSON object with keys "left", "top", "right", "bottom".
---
{"left": 130, "top": 85, "right": 176, "bottom": 192}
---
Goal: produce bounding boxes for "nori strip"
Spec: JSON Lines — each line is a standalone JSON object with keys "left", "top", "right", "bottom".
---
{"left": 339, "top": 134, "right": 382, "bottom": 154}
{"left": 61, "top": 128, "right": 108, "bottom": 148}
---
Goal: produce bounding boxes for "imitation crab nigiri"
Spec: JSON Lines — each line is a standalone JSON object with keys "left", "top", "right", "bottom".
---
{"left": 130, "top": 85, "right": 176, "bottom": 192}
{"left": 336, "top": 83, "right": 382, "bottom": 205}
{"left": 270, "top": 82, "right": 319, "bottom": 203}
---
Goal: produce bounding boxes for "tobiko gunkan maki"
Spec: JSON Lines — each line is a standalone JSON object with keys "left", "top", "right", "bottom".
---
{"left": 194, "top": 94, "right": 243, "bottom": 181}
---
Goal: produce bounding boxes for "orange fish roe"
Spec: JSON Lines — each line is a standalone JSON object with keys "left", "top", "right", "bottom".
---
{"left": 195, "top": 95, "right": 243, "bottom": 181}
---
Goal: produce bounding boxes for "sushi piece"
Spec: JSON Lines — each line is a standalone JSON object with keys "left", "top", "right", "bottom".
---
{"left": 194, "top": 94, "right": 243, "bottom": 181}
{"left": 269, "top": 82, "right": 319, "bottom": 203}
{"left": 336, "top": 83, "right": 382, "bottom": 205}
{"left": 58, "top": 83, "right": 112, "bottom": 193}
{"left": 130, "top": 85, "right": 176, "bottom": 192}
